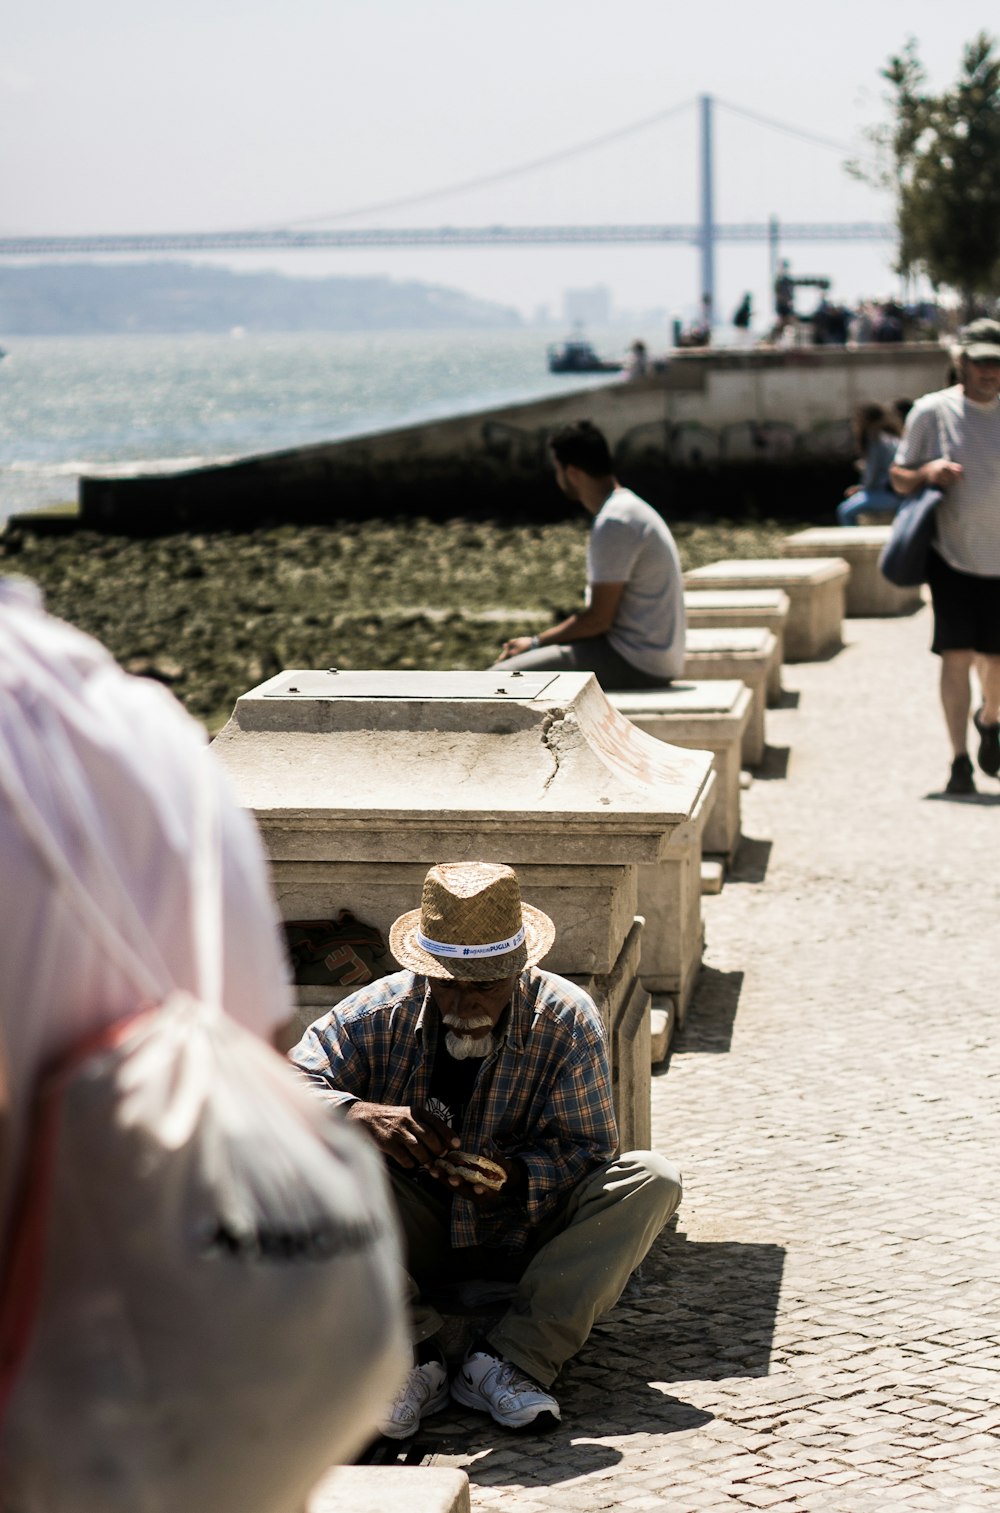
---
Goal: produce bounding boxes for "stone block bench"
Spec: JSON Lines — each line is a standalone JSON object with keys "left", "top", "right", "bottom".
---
{"left": 310, "top": 1466, "right": 470, "bottom": 1513}
{"left": 683, "top": 627, "right": 778, "bottom": 766}
{"left": 780, "top": 525, "right": 924, "bottom": 617}
{"left": 684, "top": 559, "right": 849, "bottom": 661}
{"left": 649, "top": 996, "right": 676, "bottom": 1061}
{"left": 685, "top": 589, "right": 788, "bottom": 703}
{"left": 569, "top": 917, "right": 651, "bottom": 1150}
{"left": 609, "top": 681, "right": 751, "bottom": 862}
{"left": 640, "top": 769, "right": 716, "bottom": 1022}
{"left": 571, "top": 760, "right": 714, "bottom": 1043}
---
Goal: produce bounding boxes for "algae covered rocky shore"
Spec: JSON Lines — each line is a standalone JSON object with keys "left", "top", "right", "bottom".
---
{"left": 1, "top": 515, "right": 798, "bottom": 731}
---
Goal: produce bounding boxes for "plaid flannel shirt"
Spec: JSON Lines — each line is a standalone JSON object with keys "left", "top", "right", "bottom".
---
{"left": 290, "top": 967, "right": 618, "bottom": 1251}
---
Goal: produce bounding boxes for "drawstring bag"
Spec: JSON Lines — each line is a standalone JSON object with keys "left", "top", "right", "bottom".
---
{"left": 0, "top": 720, "right": 406, "bottom": 1513}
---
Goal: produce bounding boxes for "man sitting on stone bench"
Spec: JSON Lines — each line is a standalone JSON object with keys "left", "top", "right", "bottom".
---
{"left": 289, "top": 861, "right": 681, "bottom": 1437}
{"left": 495, "top": 419, "right": 685, "bottom": 688}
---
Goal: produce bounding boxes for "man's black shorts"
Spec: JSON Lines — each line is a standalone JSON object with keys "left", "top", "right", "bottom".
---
{"left": 927, "top": 548, "right": 1000, "bottom": 655}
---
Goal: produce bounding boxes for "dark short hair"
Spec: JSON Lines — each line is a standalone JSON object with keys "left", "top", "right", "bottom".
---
{"left": 548, "top": 420, "right": 614, "bottom": 477}
{"left": 852, "top": 402, "right": 900, "bottom": 444}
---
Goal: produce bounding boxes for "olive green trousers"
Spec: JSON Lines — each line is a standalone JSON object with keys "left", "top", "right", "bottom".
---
{"left": 387, "top": 1150, "right": 682, "bottom": 1388}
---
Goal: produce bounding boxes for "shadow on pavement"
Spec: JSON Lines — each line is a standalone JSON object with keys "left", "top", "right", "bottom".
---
{"left": 640, "top": 1230, "right": 786, "bottom": 1382}
{"left": 425, "top": 1430, "right": 630, "bottom": 1480}
{"left": 368, "top": 1428, "right": 631, "bottom": 1478}
{"left": 774, "top": 689, "right": 800, "bottom": 710}
{"left": 366, "top": 1228, "right": 784, "bottom": 1480}
{"left": 729, "top": 835, "right": 773, "bottom": 880}
{"left": 754, "top": 745, "right": 790, "bottom": 781}
{"left": 420, "top": 1373, "right": 711, "bottom": 1478}
{"left": 924, "top": 789, "right": 1000, "bottom": 806}
{"left": 668, "top": 965, "right": 743, "bottom": 1056}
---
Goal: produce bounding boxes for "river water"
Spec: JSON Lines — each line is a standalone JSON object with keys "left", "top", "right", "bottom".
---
{"left": 0, "top": 328, "right": 623, "bottom": 524}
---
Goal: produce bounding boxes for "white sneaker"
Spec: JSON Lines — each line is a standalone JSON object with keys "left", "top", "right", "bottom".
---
{"left": 450, "top": 1348, "right": 560, "bottom": 1431}
{"left": 378, "top": 1358, "right": 450, "bottom": 1440}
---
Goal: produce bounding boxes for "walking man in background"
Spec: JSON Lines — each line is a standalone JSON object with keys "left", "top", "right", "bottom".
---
{"left": 890, "top": 318, "right": 1000, "bottom": 795}
{"left": 495, "top": 419, "right": 685, "bottom": 689}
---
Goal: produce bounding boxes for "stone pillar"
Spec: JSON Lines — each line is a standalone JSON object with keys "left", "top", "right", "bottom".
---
{"left": 214, "top": 669, "right": 713, "bottom": 1150}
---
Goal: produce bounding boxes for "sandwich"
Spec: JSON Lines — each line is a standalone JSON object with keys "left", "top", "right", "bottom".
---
{"left": 434, "top": 1149, "right": 507, "bottom": 1190}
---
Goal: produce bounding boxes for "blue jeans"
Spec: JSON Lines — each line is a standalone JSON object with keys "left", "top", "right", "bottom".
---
{"left": 836, "top": 488, "right": 899, "bottom": 526}
{"left": 493, "top": 636, "right": 671, "bottom": 690}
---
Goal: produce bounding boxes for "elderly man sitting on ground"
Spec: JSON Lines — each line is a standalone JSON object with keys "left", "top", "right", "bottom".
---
{"left": 290, "top": 860, "right": 682, "bottom": 1437}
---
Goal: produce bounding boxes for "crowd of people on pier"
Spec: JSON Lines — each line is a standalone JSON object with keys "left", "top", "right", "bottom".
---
{"left": 632, "top": 275, "right": 948, "bottom": 361}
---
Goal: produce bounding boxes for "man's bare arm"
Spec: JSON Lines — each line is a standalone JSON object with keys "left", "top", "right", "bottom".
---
{"left": 499, "top": 582, "right": 626, "bottom": 661}
{"left": 891, "top": 458, "right": 964, "bottom": 496}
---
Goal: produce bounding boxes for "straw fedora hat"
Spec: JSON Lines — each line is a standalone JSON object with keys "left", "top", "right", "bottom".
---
{"left": 389, "top": 862, "right": 555, "bottom": 982}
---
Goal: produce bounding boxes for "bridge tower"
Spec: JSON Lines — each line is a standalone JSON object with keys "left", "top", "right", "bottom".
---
{"left": 699, "top": 93, "right": 716, "bottom": 326}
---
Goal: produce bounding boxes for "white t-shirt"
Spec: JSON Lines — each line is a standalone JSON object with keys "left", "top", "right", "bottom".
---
{"left": 0, "top": 581, "right": 292, "bottom": 1243}
{"left": 895, "top": 385, "right": 1000, "bottom": 576}
{"left": 588, "top": 487, "right": 686, "bottom": 679}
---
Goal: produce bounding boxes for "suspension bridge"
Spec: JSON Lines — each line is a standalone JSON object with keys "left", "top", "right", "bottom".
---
{"left": 0, "top": 95, "right": 893, "bottom": 322}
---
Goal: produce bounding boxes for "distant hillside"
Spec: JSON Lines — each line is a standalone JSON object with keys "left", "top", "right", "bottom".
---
{"left": 0, "top": 261, "right": 522, "bottom": 335}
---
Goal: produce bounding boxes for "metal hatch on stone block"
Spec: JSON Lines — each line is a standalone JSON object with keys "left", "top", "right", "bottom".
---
{"left": 263, "top": 670, "right": 560, "bottom": 700}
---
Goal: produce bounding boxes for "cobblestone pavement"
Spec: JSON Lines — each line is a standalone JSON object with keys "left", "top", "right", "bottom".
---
{"left": 407, "top": 603, "right": 1000, "bottom": 1510}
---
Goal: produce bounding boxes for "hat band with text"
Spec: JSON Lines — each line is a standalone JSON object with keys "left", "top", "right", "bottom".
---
{"left": 416, "top": 926, "right": 526, "bottom": 959}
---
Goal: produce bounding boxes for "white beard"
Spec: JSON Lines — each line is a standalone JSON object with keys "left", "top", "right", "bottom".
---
{"left": 444, "top": 1029, "right": 495, "bottom": 1060}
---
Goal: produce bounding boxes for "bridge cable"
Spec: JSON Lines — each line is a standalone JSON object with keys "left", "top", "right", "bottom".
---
{"left": 714, "top": 98, "right": 877, "bottom": 165}
{"left": 268, "top": 98, "right": 698, "bottom": 230}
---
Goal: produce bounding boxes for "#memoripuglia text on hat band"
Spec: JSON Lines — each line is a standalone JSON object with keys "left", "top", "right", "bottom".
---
{"left": 416, "top": 927, "right": 526, "bottom": 959}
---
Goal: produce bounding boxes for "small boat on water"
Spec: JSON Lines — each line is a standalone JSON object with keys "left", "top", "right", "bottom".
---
{"left": 546, "top": 337, "right": 622, "bottom": 375}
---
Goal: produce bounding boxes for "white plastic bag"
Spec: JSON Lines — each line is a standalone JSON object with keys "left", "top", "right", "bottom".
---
{"left": 0, "top": 648, "right": 406, "bottom": 1511}
{"left": 0, "top": 995, "right": 405, "bottom": 1513}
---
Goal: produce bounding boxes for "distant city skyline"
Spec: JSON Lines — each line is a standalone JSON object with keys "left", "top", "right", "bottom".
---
{"left": 4, "top": 3, "right": 992, "bottom": 326}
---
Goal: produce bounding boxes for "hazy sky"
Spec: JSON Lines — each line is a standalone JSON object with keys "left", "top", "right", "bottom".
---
{"left": 3, "top": 2, "right": 994, "bottom": 326}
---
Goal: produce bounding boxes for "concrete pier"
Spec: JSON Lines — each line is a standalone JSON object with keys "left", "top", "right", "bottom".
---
{"left": 79, "top": 344, "right": 949, "bottom": 530}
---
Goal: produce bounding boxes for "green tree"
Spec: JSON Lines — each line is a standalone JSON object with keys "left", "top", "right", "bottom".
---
{"left": 850, "top": 33, "right": 1000, "bottom": 314}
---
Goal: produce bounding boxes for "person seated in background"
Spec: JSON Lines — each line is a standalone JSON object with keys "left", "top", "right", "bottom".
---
{"left": 622, "top": 339, "right": 648, "bottom": 379}
{"left": 732, "top": 292, "right": 752, "bottom": 330}
{"left": 848, "top": 301, "right": 876, "bottom": 345}
{"left": 290, "top": 861, "right": 682, "bottom": 1438}
{"left": 836, "top": 403, "right": 902, "bottom": 525}
{"left": 872, "top": 301, "right": 905, "bottom": 343}
{"left": 493, "top": 419, "right": 686, "bottom": 689}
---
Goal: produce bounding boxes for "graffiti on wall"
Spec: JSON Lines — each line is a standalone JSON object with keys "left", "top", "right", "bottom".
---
{"left": 480, "top": 417, "right": 856, "bottom": 472}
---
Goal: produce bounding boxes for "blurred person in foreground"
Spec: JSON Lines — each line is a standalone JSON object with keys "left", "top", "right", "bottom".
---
{"left": 890, "top": 319, "right": 1000, "bottom": 796}
{"left": 0, "top": 579, "right": 292, "bottom": 1245}
{"left": 495, "top": 420, "right": 685, "bottom": 689}
{"left": 290, "top": 860, "right": 682, "bottom": 1437}
{"left": 0, "top": 579, "right": 405, "bottom": 1496}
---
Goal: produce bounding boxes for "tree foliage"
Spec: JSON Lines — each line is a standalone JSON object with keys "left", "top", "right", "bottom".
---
{"left": 850, "top": 33, "right": 1000, "bottom": 312}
